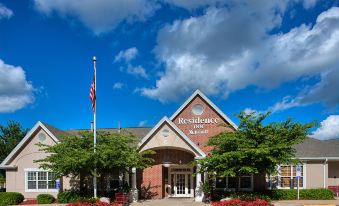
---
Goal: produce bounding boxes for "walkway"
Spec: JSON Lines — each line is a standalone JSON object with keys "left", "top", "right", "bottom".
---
{"left": 131, "top": 198, "right": 208, "bottom": 206}
{"left": 272, "top": 199, "right": 339, "bottom": 206}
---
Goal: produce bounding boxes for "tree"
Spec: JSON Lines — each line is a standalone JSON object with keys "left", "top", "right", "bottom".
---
{"left": 35, "top": 130, "right": 154, "bottom": 194}
{"left": 0, "top": 121, "right": 28, "bottom": 177}
{"left": 198, "top": 112, "right": 315, "bottom": 190}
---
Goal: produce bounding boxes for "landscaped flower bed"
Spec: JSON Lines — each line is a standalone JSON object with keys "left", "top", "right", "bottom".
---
{"left": 66, "top": 202, "right": 120, "bottom": 206}
{"left": 211, "top": 198, "right": 273, "bottom": 206}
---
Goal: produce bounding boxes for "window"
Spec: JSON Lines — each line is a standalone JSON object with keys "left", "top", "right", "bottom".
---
{"left": 215, "top": 176, "right": 253, "bottom": 191}
{"left": 278, "top": 165, "right": 304, "bottom": 188}
{"left": 25, "top": 170, "right": 57, "bottom": 192}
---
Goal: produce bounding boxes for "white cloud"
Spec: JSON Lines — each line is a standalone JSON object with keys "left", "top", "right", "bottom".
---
{"left": 113, "top": 82, "right": 125, "bottom": 90}
{"left": 312, "top": 115, "right": 339, "bottom": 140}
{"left": 0, "top": 59, "right": 35, "bottom": 113}
{"left": 127, "top": 65, "right": 148, "bottom": 78}
{"left": 138, "top": 120, "right": 148, "bottom": 127}
{"left": 141, "top": 4, "right": 339, "bottom": 105}
{"left": 115, "top": 47, "right": 148, "bottom": 78}
{"left": 0, "top": 3, "right": 13, "bottom": 19}
{"left": 33, "top": 0, "right": 160, "bottom": 34}
{"left": 163, "top": 0, "right": 223, "bottom": 10}
{"left": 243, "top": 108, "right": 258, "bottom": 115}
{"left": 114, "top": 47, "right": 138, "bottom": 63}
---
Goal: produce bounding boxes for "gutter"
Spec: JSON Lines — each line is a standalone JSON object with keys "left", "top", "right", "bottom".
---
{"left": 296, "top": 157, "right": 339, "bottom": 160}
{"left": 0, "top": 165, "right": 18, "bottom": 170}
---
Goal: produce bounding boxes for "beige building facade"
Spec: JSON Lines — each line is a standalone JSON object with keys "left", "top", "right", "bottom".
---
{"left": 1, "top": 90, "right": 339, "bottom": 201}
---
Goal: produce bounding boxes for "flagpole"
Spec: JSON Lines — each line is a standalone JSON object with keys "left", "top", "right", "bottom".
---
{"left": 93, "top": 56, "right": 97, "bottom": 198}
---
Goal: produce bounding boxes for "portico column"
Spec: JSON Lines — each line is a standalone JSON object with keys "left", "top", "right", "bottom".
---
{"left": 125, "top": 170, "right": 130, "bottom": 186}
{"left": 130, "top": 167, "right": 138, "bottom": 202}
{"left": 195, "top": 163, "right": 204, "bottom": 202}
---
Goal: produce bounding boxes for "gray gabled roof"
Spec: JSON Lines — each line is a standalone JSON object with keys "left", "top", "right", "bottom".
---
{"left": 294, "top": 137, "right": 339, "bottom": 158}
{"left": 42, "top": 122, "right": 70, "bottom": 139}
{"left": 66, "top": 127, "right": 152, "bottom": 141}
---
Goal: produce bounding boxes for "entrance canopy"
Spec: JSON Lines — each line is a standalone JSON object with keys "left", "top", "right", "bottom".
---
{"left": 138, "top": 116, "right": 206, "bottom": 158}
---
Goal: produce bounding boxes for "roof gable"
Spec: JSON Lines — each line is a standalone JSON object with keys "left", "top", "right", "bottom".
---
{"left": 0, "top": 121, "right": 59, "bottom": 167}
{"left": 138, "top": 116, "right": 206, "bottom": 157}
{"left": 170, "top": 90, "right": 238, "bottom": 130}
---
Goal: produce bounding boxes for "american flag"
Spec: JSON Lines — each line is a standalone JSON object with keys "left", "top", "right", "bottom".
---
{"left": 89, "top": 75, "right": 95, "bottom": 113}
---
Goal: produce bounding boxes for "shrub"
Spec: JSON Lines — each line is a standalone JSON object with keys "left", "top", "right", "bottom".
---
{"left": 211, "top": 198, "right": 273, "bottom": 206}
{"left": 57, "top": 191, "right": 81, "bottom": 203}
{"left": 268, "top": 189, "right": 334, "bottom": 200}
{"left": 0, "top": 192, "right": 24, "bottom": 206}
{"left": 37, "top": 194, "right": 55, "bottom": 204}
{"left": 212, "top": 189, "right": 334, "bottom": 201}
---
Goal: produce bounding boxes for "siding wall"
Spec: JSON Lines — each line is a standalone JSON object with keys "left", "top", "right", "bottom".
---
{"left": 306, "top": 161, "right": 327, "bottom": 188}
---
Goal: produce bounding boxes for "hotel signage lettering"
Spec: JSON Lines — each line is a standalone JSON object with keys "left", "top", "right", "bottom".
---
{"left": 177, "top": 117, "right": 218, "bottom": 135}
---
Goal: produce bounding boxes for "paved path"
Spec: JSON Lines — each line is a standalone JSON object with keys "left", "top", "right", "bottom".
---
{"left": 131, "top": 198, "right": 209, "bottom": 206}
{"left": 272, "top": 200, "right": 339, "bottom": 206}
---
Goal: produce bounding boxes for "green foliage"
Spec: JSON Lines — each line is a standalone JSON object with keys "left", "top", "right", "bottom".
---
{"left": 35, "top": 131, "right": 154, "bottom": 178}
{"left": 199, "top": 112, "right": 315, "bottom": 177}
{"left": 0, "top": 121, "right": 28, "bottom": 163}
{"left": 212, "top": 189, "right": 334, "bottom": 201}
{"left": 202, "top": 181, "right": 211, "bottom": 194}
{"left": 0, "top": 192, "right": 24, "bottom": 206}
{"left": 57, "top": 191, "right": 81, "bottom": 203}
{"left": 37, "top": 194, "right": 55, "bottom": 204}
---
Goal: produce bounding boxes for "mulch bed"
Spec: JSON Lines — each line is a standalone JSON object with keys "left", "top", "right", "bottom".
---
{"left": 20, "top": 199, "right": 38, "bottom": 205}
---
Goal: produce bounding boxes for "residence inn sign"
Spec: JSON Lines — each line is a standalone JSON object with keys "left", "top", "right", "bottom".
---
{"left": 176, "top": 104, "right": 219, "bottom": 135}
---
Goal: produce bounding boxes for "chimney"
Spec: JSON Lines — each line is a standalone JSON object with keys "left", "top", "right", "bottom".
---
{"left": 118, "top": 120, "right": 121, "bottom": 134}
{"left": 90, "top": 121, "right": 94, "bottom": 132}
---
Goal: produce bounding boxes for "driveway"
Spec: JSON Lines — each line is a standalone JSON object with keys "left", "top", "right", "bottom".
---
{"left": 131, "top": 198, "right": 209, "bottom": 206}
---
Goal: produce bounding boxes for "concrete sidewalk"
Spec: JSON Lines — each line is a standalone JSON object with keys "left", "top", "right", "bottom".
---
{"left": 273, "top": 199, "right": 339, "bottom": 206}
{"left": 131, "top": 198, "right": 208, "bottom": 206}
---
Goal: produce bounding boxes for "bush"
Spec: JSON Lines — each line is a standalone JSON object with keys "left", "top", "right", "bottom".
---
{"left": 211, "top": 198, "right": 273, "bottom": 206}
{"left": 212, "top": 189, "right": 334, "bottom": 201}
{"left": 0, "top": 192, "right": 24, "bottom": 206}
{"left": 268, "top": 189, "right": 334, "bottom": 200}
{"left": 37, "top": 194, "right": 55, "bottom": 204}
{"left": 57, "top": 191, "right": 81, "bottom": 203}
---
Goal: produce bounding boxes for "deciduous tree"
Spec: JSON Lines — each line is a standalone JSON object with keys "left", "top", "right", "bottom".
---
{"left": 199, "top": 112, "right": 315, "bottom": 189}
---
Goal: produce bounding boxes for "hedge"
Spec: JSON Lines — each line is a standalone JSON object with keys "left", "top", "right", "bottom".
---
{"left": 37, "top": 194, "right": 55, "bottom": 204}
{"left": 57, "top": 191, "right": 81, "bottom": 203}
{"left": 0, "top": 192, "right": 24, "bottom": 206}
{"left": 212, "top": 189, "right": 334, "bottom": 201}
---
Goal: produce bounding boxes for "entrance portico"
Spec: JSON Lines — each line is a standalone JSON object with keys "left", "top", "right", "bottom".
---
{"left": 134, "top": 90, "right": 238, "bottom": 202}
{"left": 136, "top": 117, "right": 206, "bottom": 201}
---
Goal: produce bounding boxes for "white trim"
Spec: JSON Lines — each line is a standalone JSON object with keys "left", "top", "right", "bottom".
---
{"left": 24, "top": 169, "right": 59, "bottom": 193}
{"left": 324, "top": 158, "right": 328, "bottom": 188}
{"left": 170, "top": 90, "right": 238, "bottom": 130}
{"left": 138, "top": 116, "right": 206, "bottom": 157}
{"left": 303, "top": 162, "right": 307, "bottom": 188}
{"left": 297, "top": 157, "right": 339, "bottom": 160}
{"left": 0, "top": 121, "right": 60, "bottom": 167}
{"left": 277, "top": 164, "right": 305, "bottom": 189}
{"left": 0, "top": 165, "right": 17, "bottom": 169}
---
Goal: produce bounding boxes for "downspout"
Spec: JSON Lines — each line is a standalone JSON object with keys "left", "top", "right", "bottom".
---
{"left": 324, "top": 158, "right": 328, "bottom": 188}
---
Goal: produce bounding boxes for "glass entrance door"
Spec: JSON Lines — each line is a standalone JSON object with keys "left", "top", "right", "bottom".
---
{"left": 169, "top": 168, "right": 194, "bottom": 197}
{"left": 176, "top": 174, "right": 185, "bottom": 195}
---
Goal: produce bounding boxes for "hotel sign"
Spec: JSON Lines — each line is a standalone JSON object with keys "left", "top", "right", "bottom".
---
{"left": 177, "top": 103, "right": 219, "bottom": 135}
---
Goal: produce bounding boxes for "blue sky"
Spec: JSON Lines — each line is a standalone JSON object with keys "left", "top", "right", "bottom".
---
{"left": 0, "top": 0, "right": 339, "bottom": 140}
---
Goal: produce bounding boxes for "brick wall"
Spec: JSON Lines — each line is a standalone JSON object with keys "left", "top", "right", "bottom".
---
{"left": 173, "top": 95, "right": 235, "bottom": 154}
{"left": 139, "top": 149, "right": 195, "bottom": 199}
